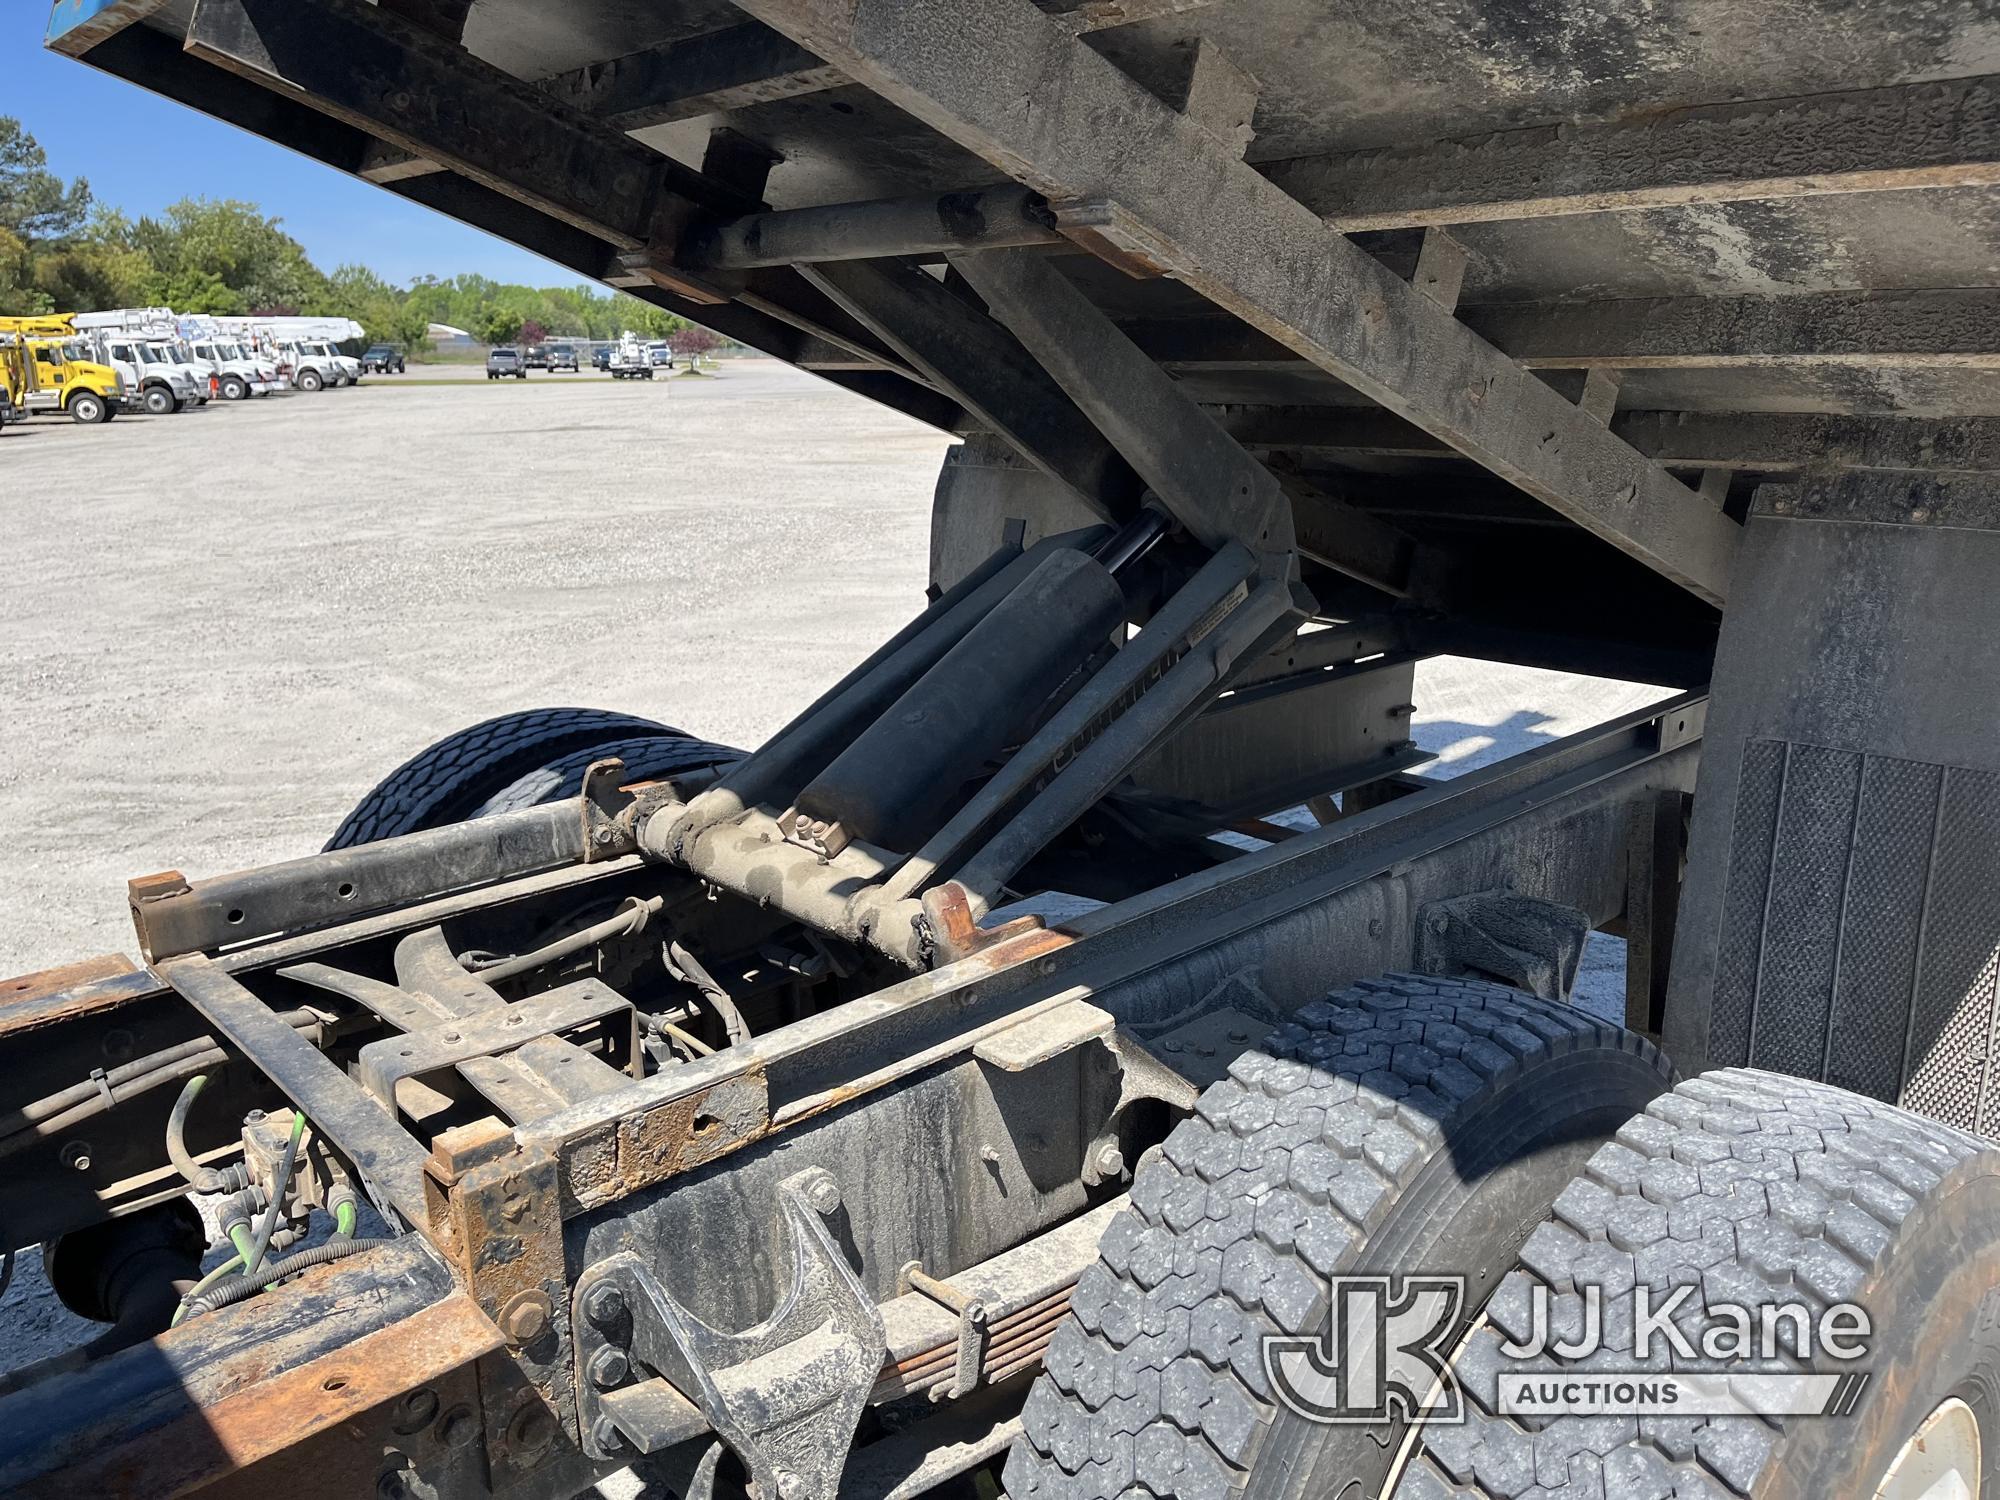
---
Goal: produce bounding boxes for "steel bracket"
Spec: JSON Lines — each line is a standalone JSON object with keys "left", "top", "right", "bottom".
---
{"left": 573, "top": 1167, "right": 887, "bottom": 1500}
{"left": 581, "top": 756, "right": 640, "bottom": 863}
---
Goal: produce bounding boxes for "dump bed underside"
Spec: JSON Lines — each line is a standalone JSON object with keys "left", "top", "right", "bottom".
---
{"left": 56, "top": 0, "right": 2000, "bottom": 680}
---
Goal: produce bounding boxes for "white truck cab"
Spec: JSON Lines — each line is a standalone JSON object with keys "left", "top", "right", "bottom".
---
{"left": 250, "top": 317, "right": 366, "bottom": 391}
{"left": 276, "top": 338, "right": 348, "bottom": 392}
{"left": 323, "top": 342, "right": 363, "bottom": 386}
{"left": 182, "top": 331, "right": 272, "bottom": 401}
{"left": 94, "top": 333, "right": 201, "bottom": 414}
{"left": 71, "top": 309, "right": 207, "bottom": 414}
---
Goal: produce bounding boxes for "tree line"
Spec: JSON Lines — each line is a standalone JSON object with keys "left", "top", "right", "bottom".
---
{"left": 0, "top": 117, "right": 703, "bottom": 356}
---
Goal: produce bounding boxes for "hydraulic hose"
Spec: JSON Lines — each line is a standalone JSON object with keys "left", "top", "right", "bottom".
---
{"left": 0, "top": 1009, "right": 320, "bottom": 1153}
{"left": 173, "top": 1218, "right": 258, "bottom": 1329}
{"left": 167, "top": 1075, "right": 228, "bottom": 1192}
{"left": 466, "top": 895, "right": 663, "bottom": 984}
{"left": 245, "top": 1112, "right": 304, "bottom": 1276}
{"left": 177, "top": 1237, "right": 395, "bottom": 1320}
{"left": 665, "top": 941, "right": 750, "bottom": 1045}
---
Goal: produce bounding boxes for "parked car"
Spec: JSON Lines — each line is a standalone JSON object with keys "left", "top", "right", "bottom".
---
{"left": 486, "top": 346, "right": 527, "bottom": 380}
{"left": 592, "top": 345, "right": 612, "bottom": 371}
{"left": 646, "top": 341, "right": 676, "bottom": 368}
{"left": 524, "top": 345, "right": 550, "bottom": 369}
{"left": 361, "top": 344, "right": 405, "bottom": 373}
{"left": 548, "top": 345, "right": 579, "bottom": 372}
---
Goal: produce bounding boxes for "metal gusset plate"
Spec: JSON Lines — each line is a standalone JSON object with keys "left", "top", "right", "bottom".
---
{"left": 573, "top": 1168, "right": 887, "bottom": 1500}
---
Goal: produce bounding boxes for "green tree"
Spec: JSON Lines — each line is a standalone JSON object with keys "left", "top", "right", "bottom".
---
{"left": 0, "top": 226, "right": 51, "bottom": 315}
{"left": 387, "top": 300, "right": 434, "bottom": 361}
{"left": 0, "top": 118, "right": 90, "bottom": 242}
{"left": 32, "top": 239, "right": 156, "bottom": 311}
{"left": 476, "top": 306, "right": 521, "bottom": 346}
{"left": 130, "top": 198, "right": 326, "bottom": 314}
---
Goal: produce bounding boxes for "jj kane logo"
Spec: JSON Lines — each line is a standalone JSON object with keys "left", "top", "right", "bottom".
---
{"left": 1264, "top": 1275, "right": 1874, "bottom": 1426}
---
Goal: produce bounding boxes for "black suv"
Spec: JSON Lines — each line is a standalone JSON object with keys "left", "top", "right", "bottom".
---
{"left": 360, "top": 344, "right": 406, "bottom": 373}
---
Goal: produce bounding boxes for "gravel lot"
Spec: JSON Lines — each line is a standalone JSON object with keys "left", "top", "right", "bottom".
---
{"left": 0, "top": 359, "right": 1668, "bottom": 1398}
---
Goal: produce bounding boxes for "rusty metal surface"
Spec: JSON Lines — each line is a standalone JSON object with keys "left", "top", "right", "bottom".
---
{"left": 0, "top": 952, "right": 137, "bottom": 1011}
{"left": 0, "top": 1236, "right": 475, "bottom": 1497}
{"left": 140, "top": 1295, "right": 499, "bottom": 1500}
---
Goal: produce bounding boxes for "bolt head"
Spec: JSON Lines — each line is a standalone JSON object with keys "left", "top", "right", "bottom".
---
{"left": 804, "top": 1174, "right": 842, "bottom": 1215}
{"left": 391, "top": 1387, "right": 439, "bottom": 1435}
{"left": 591, "top": 1416, "right": 628, "bottom": 1454}
{"left": 437, "top": 1407, "right": 479, "bottom": 1448}
{"left": 588, "top": 1346, "right": 631, "bottom": 1389}
{"left": 499, "top": 1290, "right": 551, "bottom": 1345}
{"left": 1094, "top": 1143, "right": 1126, "bottom": 1178}
{"left": 584, "top": 1283, "right": 626, "bottom": 1326}
{"left": 775, "top": 1469, "right": 808, "bottom": 1500}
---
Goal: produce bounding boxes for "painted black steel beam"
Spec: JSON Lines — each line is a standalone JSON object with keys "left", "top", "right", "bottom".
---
{"left": 1218, "top": 406, "right": 2000, "bottom": 475}
{"left": 803, "top": 259, "right": 1142, "bottom": 522}
{"left": 540, "top": 20, "right": 845, "bottom": 132}
{"left": 537, "top": 1, "right": 1227, "bottom": 136}
{"left": 1263, "top": 74, "right": 2000, "bottom": 232}
{"left": 183, "top": 0, "right": 727, "bottom": 248}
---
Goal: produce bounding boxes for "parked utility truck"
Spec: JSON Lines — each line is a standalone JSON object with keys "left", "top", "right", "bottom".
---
{"left": 0, "top": 317, "right": 125, "bottom": 423}
{"left": 247, "top": 316, "right": 365, "bottom": 390}
{"left": 69, "top": 311, "right": 205, "bottom": 414}
{"left": 168, "top": 311, "right": 277, "bottom": 400}
{"left": 607, "top": 329, "right": 654, "bottom": 378}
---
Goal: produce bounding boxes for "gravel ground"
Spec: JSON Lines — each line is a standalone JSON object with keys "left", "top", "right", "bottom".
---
{"left": 0, "top": 361, "right": 1668, "bottom": 1444}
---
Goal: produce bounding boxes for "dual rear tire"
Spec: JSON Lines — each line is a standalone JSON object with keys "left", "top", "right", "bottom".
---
{"left": 1007, "top": 976, "right": 1672, "bottom": 1500}
{"left": 1008, "top": 991, "right": 2000, "bottom": 1500}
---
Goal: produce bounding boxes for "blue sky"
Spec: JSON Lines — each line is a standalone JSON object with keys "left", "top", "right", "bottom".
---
{"left": 11, "top": 4, "right": 575, "bottom": 285}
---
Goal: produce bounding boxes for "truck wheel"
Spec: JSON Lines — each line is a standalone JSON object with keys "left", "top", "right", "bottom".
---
{"left": 68, "top": 392, "right": 109, "bottom": 424}
{"left": 1006, "top": 975, "right": 1670, "bottom": 1500}
{"left": 220, "top": 375, "right": 248, "bottom": 401}
{"left": 142, "top": 386, "right": 177, "bottom": 416}
{"left": 297, "top": 369, "right": 323, "bottom": 392}
{"left": 465, "top": 732, "right": 744, "bottom": 819}
{"left": 1392, "top": 1069, "right": 2000, "bottom": 1500}
{"left": 324, "top": 707, "right": 735, "bottom": 850}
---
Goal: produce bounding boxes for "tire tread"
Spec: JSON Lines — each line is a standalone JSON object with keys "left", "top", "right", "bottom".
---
{"left": 1006, "top": 975, "right": 1669, "bottom": 1500}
